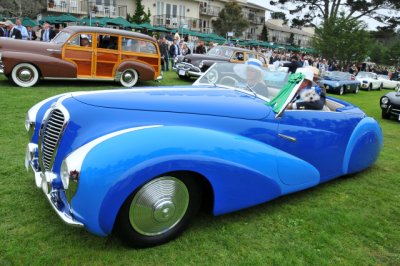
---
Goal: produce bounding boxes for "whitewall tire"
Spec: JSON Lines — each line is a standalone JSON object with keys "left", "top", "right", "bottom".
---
{"left": 11, "top": 63, "right": 39, "bottom": 87}
{"left": 120, "top": 69, "right": 139, "bottom": 87}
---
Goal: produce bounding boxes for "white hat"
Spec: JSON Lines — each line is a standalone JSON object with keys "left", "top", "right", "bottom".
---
{"left": 295, "top": 67, "right": 314, "bottom": 81}
{"left": 4, "top": 20, "right": 13, "bottom": 26}
{"left": 233, "top": 59, "right": 266, "bottom": 80}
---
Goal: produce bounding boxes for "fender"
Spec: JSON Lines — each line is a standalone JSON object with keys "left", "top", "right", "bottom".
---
{"left": 2, "top": 51, "right": 76, "bottom": 77}
{"left": 343, "top": 117, "right": 383, "bottom": 174}
{"left": 69, "top": 126, "right": 319, "bottom": 236}
{"left": 116, "top": 60, "right": 155, "bottom": 81}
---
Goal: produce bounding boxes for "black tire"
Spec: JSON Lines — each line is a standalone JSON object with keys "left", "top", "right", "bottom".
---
{"left": 381, "top": 110, "right": 391, "bottom": 119}
{"left": 114, "top": 173, "right": 201, "bottom": 248}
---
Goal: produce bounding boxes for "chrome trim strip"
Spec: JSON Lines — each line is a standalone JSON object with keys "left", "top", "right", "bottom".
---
{"left": 278, "top": 133, "right": 297, "bottom": 142}
{"left": 46, "top": 48, "right": 61, "bottom": 52}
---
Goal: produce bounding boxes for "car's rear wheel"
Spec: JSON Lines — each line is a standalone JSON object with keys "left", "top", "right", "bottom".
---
{"left": 115, "top": 174, "right": 201, "bottom": 248}
{"left": 11, "top": 63, "right": 39, "bottom": 87}
{"left": 120, "top": 69, "right": 139, "bottom": 87}
{"left": 381, "top": 110, "right": 391, "bottom": 119}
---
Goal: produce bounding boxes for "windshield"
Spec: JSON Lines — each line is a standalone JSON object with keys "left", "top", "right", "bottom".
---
{"left": 206, "top": 47, "right": 234, "bottom": 59}
{"left": 357, "top": 72, "right": 375, "bottom": 79}
{"left": 194, "top": 62, "right": 289, "bottom": 100}
{"left": 51, "top": 31, "right": 71, "bottom": 44}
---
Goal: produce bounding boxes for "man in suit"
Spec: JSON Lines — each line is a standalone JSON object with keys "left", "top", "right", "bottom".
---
{"left": 26, "top": 26, "right": 37, "bottom": 40}
{"left": 40, "top": 23, "right": 56, "bottom": 42}
{"left": 169, "top": 39, "right": 180, "bottom": 69}
{"left": 4, "top": 21, "right": 22, "bottom": 39}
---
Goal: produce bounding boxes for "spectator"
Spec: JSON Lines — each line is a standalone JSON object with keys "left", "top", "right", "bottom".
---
{"left": 159, "top": 37, "right": 169, "bottom": 71}
{"left": 26, "top": 26, "right": 37, "bottom": 40}
{"left": 4, "top": 21, "right": 22, "bottom": 39}
{"left": 169, "top": 38, "right": 180, "bottom": 68}
{"left": 0, "top": 21, "right": 5, "bottom": 37}
{"left": 182, "top": 43, "right": 191, "bottom": 55}
{"left": 195, "top": 41, "right": 206, "bottom": 54}
{"left": 284, "top": 55, "right": 302, "bottom": 74}
{"left": 15, "top": 18, "right": 28, "bottom": 40}
{"left": 40, "top": 23, "right": 56, "bottom": 42}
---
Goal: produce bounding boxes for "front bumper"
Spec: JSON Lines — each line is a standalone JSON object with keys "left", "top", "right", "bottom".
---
{"left": 381, "top": 104, "right": 400, "bottom": 119}
{"left": 175, "top": 62, "right": 203, "bottom": 78}
{"left": 25, "top": 143, "right": 83, "bottom": 227}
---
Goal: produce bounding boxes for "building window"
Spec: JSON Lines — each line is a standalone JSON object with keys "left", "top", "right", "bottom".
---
{"left": 166, "top": 3, "right": 171, "bottom": 17}
{"left": 156, "top": 1, "right": 164, "bottom": 16}
{"left": 172, "top": 4, "right": 177, "bottom": 18}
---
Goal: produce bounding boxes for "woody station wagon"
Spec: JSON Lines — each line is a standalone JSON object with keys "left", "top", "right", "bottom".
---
{"left": 0, "top": 26, "right": 161, "bottom": 87}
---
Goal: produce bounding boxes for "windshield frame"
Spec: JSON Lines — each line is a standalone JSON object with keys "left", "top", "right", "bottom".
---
{"left": 51, "top": 31, "right": 71, "bottom": 44}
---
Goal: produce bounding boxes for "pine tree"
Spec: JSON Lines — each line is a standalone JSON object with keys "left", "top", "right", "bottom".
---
{"left": 260, "top": 24, "right": 268, "bottom": 42}
{"left": 132, "top": 0, "right": 146, "bottom": 24}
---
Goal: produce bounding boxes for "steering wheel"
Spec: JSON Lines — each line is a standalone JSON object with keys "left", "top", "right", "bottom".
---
{"left": 206, "top": 69, "right": 218, "bottom": 84}
{"left": 219, "top": 76, "right": 239, "bottom": 87}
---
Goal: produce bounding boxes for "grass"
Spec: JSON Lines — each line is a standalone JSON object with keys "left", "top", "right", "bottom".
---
{"left": 0, "top": 72, "right": 399, "bottom": 265}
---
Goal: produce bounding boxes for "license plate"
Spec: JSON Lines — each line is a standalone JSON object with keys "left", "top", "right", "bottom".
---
{"left": 179, "top": 70, "right": 186, "bottom": 76}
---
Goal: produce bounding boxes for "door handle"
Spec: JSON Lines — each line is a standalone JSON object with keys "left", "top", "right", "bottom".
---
{"left": 278, "top": 133, "right": 297, "bottom": 142}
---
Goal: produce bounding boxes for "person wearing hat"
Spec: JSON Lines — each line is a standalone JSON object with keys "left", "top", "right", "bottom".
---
{"left": 287, "top": 67, "right": 326, "bottom": 110}
{"left": 4, "top": 20, "right": 22, "bottom": 39}
{"left": 233, "top": 58, "right": 268, "bottom": 97}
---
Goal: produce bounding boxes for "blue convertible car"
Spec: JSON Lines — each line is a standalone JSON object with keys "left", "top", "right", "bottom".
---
{"left": 25, "top": 63, "right": 382, "bottom": 247}
{"left": 320, "top": 71, "right": 361, "bottom": 95}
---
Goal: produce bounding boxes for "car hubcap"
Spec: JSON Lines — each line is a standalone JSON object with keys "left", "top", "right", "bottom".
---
{"left": 122, "top": 71, "right": 133, "bottom": 83}
{"left": 129, "top": 176, "right": 189, "bottom": 236}
{"left": 18, "top": 69, "right": 33, "bottom": 82}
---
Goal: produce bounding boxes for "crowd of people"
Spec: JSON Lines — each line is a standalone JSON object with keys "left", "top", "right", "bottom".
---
{"left": 1, "top": 18, "right": 399, "bottom": 80}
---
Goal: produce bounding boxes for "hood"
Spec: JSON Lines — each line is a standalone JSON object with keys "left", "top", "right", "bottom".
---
{"left": 71, "top": 86, "right": 270, "bottom": 120}
{"left": 184, "top": 53, "right": 228, "bottom": 63}
{"left": 385, "top": 92, "right": 400, "bottom": 105}
{"left": 0, "top": 37, "right": 60, "bottom": 56}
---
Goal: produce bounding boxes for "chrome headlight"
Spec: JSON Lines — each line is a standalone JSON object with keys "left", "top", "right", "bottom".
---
{"left": 60, "top": 158, "right": 80, "bottom": 202}
{"left": 381, "top": 97, "right": 389, "bottom": 104}
{"left": 199, "top": 61, "right": 204, "bottom": 69}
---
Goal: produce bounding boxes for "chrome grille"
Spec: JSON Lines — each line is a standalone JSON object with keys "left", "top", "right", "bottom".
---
{"left": 41, "top": 109, "right": 65, "bottom": 171}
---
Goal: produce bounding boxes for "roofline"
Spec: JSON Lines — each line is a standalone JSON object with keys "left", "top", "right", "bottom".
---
{"left": 245, "top": 1, "right": 272, "bottom": 11}
{"left": 62, "top": 26, "right": 156, "bottom": 42}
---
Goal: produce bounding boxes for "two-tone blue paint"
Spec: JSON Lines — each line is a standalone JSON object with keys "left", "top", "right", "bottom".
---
{"left": 29, "top": 87, "right": 383, "bottom": 237}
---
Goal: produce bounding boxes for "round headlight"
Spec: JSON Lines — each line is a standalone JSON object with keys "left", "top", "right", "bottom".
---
{"left": 381, "top": 97, "right": 389, "bottom": 104}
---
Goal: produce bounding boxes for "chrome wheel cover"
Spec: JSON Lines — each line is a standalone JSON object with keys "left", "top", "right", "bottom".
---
{"left": 129, "top": 176, "right": 189, "bottom": 236}
{"left": 18, "top": 69, "right": 33, "bottom": 82}
{"left": 122, "top": 71, "right": 133, "bottom": 83}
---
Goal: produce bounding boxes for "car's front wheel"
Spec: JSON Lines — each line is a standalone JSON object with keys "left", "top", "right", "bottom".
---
{"left": 115, "top": 174, "right": 201, "bottom": 248}
{"left": 120, "top": 69, "right": 139, "bottom": 87}
{"left": 11, "top": 63, "right": 39, "bottom": 87}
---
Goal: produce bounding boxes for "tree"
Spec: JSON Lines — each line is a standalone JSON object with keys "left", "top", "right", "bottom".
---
{"left": 269, "top": 0, "right": 400, "bottom": 30}
{"left": 212, "top": 1, "right": 250, "bottom": 38}
{"left": 0, "top": 0, "right": 45, "bottom": 18}
{"left": 312, "top": 14, "right": 372, "bottom": 67}
{"left": 288, "top": 32, "right": 295, "bottom": 46}
{"left": 260, "top": 24, "right": 269, "bottom": 41}
{"left": 128, "top": 0, "right": 147, "bottom": 24}
{"left": 271, "top": 11, "right": 288, "bottom": 25}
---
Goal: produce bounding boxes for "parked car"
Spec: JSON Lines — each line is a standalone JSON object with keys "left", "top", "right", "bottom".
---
{"left": 380, "top": 87, "right": 400, "bottom": 120}
{"left": 319, "top": 71, "right": 361, "bottom": 95}
{"left": 377, "top": 74, "right": 400, "bottom": 90}
{"left": 25, "top": 63, "right": 382, "bottom": 248}
{"left": 0, "top": 26, "right": 161, "bottom": 87}
{"left": 355, "top": 71, "right": 383, "bottom": 91}
{"left": 174, "top": 46, "right": 268, "bottom": 79}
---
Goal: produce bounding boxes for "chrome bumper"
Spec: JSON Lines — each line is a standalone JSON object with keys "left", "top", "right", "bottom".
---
{"left": 25, "top": 143, "right": 83, "bottom": 227}
{"left": 175, "top": 63, "right": 203, "bottom": 78}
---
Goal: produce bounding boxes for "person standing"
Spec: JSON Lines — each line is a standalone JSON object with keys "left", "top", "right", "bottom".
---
{"left": 0, "top": 21, "right": 5, "bottom": 37}
{"left": 4, "top": 21, "right": 22, "bottom": 39}
{"left": 159, "top": 37, "right": 170, "bottom": 71}
{"left": 40, "top": 23, "right": 56, "bottom": 42}
{"left": 26, "top": 26, "right": 37, "bottom": 40}
{"left": 15, "top": 18, "right": 28, "bottom": 40}
{"left": 169, "top": 38, "right": 180, "bottom": 69}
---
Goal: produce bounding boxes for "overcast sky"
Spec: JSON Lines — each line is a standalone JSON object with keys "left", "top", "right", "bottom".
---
{"left": 248, "top": 0, "right": 388, "bottom": 30}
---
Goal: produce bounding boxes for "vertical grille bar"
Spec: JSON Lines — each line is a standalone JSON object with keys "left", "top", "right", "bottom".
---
{"left": 40, "top": 109, "right": 65, "bottom": 171}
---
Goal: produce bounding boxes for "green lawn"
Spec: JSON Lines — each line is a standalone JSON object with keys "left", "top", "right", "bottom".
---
{"left": 0, "top": 72, "right": 399, "bottom": 265}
